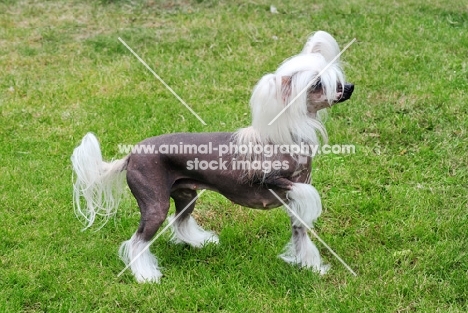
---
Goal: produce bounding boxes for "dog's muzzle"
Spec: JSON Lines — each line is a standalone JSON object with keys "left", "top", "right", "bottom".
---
{"left": 337, "top": 83, "right": 354, "bottom": 103}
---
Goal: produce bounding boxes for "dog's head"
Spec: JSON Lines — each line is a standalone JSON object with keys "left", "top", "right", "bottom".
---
{"left": 279, "top": 68, "right": 354, "bottom": 117}
{"left": 276, "top": 30, "right": 354, "bottom": 115}
{"left": 249, "top": 31, "right": 354, "bottom": 146}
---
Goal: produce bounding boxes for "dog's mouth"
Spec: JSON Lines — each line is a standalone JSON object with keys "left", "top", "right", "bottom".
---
{"left": 306, "top": 82, "right": 355, "bottom": 115}
{"left": 336, "top": 83, "right": 354, "bottom": 103}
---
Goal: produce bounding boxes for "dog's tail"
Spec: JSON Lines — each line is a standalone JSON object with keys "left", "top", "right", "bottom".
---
{"left": 71, "top": 133, "right": 129, "bottom": 230}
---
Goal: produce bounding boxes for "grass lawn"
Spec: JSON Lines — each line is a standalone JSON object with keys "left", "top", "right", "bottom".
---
{"left": 1, "top": 0, "right": 467, "bottom": 311}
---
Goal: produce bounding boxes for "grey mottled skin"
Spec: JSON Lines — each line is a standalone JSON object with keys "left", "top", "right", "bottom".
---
{"left": 125, "top": 83, "right": 354, "bottom": 242}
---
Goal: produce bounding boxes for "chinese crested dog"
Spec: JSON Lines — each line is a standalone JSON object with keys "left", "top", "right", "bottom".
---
{"left": 71, "top": 31, "right": 354, "bottom": 283}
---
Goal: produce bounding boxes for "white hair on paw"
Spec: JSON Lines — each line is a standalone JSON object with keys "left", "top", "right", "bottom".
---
{"left": 169, "top": 215, "right": 219, "bottom": 248}
{"left": 280, "top": 183, "right": 329, "bottom": 274}
{"left": 119, "top": 233, "right": 162, "bottom": 283}
{"left": 280, "top": 233, "right": 329, "bottom": 274}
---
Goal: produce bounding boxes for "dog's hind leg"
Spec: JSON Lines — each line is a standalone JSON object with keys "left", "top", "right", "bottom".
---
{"left": 280, "top": 183, "right": 329, "bottom": 274}
{"left": 169, "top": 189, "right": 219, "bottom": 248}
{"left": 119, "top": 170, "right": 171, "bottom": 283}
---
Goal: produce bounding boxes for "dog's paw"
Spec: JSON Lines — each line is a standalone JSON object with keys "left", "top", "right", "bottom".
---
{"left": 134, "top": 269, "right": 163, "bottom": 284}
{"left": 318, "top": 263, "right": 331, "bottom": 275}
{"left": 202, "top": 233, "right": 219, "bottom": 245}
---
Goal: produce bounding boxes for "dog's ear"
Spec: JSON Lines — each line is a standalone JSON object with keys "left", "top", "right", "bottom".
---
{"left": 302, "top": 31, "right": 340, "bottom": 63}
{"left": 281, "top": 76, "right": 292, "bottom": 102}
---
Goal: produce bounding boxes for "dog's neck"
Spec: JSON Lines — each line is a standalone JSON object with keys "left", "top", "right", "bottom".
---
{"left": 234, "top": 118, "right": 325, "bottom": 148}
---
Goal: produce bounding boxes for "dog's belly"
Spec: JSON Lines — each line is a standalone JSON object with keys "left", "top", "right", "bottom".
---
{"left": 222, "top": 189, "right": 285, "bottom": 209}
{"left": 171, "top": 178, "right": 286, "bottom": 209}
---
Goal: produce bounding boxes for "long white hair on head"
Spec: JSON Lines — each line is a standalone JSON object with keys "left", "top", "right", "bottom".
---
{"left": 302, "top": 30, "right": 341, "bottom": 62}
{"left": 299, "top": 30, "right": 345, "bottom": 108}
{"left": 235, "top": 51, "right": 344, "bottom": 148}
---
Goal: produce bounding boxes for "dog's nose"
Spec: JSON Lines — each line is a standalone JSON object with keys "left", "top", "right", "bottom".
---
{"left": 344, "top": 84, "right": 354, "bottom": 94}
{"left": 337, "top": 83, "right": 354, "bottom": 103}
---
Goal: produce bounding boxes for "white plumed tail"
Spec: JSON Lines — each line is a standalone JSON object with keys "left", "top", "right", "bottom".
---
{"left": 71, "top": 133, "right": 129, "bottom": 230}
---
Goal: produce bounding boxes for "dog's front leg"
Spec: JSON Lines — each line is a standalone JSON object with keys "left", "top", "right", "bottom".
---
{"left": 280, "top": 183, "right": 329, "bottom": 274}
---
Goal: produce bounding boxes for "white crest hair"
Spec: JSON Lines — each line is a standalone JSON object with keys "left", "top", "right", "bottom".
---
{"left": 302, "top": 30, "right": 341, "bottom": 63}
{"left": 235, "top": 31, "right": 345, "bottom": 148}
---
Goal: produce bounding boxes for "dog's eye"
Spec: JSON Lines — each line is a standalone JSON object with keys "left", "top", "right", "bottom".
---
{"left": 311, "top": 81, "right": 322, "bottom": 91}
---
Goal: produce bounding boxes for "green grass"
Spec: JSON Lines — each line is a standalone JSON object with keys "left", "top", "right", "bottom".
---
{"left": 1, "top": 0, "right": 467, "bottom": 311}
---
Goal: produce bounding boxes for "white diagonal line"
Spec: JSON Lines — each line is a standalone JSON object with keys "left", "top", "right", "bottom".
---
{"left": 268, "top": 189, "right": 357, "bottom": 276}
{"left": 117, "top": 189, "right": 207, "bottom": 278}
{"left": 118, "top": 37, "right": 207, "bottom": 125}
{"left": 268, "top": 38, "right": 356, "bottom": 126}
